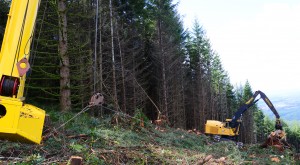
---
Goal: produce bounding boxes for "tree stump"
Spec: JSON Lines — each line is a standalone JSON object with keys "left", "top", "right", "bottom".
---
{"left": 68, "top": 156, "right": 83, "bottom": 165}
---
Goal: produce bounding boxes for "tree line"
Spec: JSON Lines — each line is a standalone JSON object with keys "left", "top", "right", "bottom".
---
{"left": 0, "top": 0, "right": 299, "bottom": 149}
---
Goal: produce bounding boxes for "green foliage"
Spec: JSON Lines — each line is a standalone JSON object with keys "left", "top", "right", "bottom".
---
{"left": 262, "top": 117, "right": 300, "bottom": 152}
{"left": 225, "top": 83, "right": 237, "bottom": 117}
{"left": 263, "top": 116, "right": 275, "bottom": 135}
{"left": 0, "top": 111, "right": 298, "bottom": 164}
{"left": 240, "top": 144, "right": 295, "bottom": 164}
{"left": 153, "top": 129, "right": 207, "bottom": 151}
{"left": 254, "top": 108, "right": 266, "bottom": 141}
{"left": 131, "top": 109, "right": 151, "bottom": 128}
{"left": 22, "top": 0, "right": 237, "bottom": 136}
{"left": 85, "top": 153, "right": 105, "bottom": 164}
{"left": 1, "top": 0, "right": 298, "bottom": 163}
{"left": 69, "top": 142, "right": 86, "bottom": 153}
{"left": 24, "top": 154, "right": 44, "bottom": 164}
{"left": 207, "top": 141, "right": 243, "bottom": 163}
{"left": 285, "top": 123, "right": 300, "bottom": 152}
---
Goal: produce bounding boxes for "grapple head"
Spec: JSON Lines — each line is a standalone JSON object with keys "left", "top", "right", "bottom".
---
{"left": 275, "top": 119, "right": 282, "bottom": 130}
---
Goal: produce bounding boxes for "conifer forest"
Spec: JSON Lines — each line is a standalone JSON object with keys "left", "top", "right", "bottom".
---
{"left": 0, "top": 0, "right": 299, "bottom": 163}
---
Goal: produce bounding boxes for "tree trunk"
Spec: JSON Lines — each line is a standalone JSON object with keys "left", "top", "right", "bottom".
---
{"left": 94, "top": 0, "right": 99, "bottom": 92}
{"left": 110, "top": 0, "right": 119, "bottom": 111}
{"left": 58, "top": 0, "right": 71, "bottom": 111}
{"left": 98, "top": 0, "right": 103, "bottom": 116}
{"left": 117, "top": 28, "right": 127, "bottom": 113}
{"left": 158, "top": 12, "right": 168, "bottom": 116}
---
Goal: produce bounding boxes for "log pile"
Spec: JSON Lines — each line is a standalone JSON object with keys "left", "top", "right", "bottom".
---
{"left": 260, "top": 130, "right": 291, "bottom": 151}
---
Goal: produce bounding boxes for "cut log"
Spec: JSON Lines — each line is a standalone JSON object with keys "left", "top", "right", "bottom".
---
{"left": 69, "top": 156, "right": 83, "bottom": 165}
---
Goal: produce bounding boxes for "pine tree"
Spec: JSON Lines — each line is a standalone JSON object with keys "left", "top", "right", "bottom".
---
{"left": 241, "top": 81, "right": 255, "bottom": 143}
{"left": 146, "top": 0, "right": 186, "bottom": 125}
{"left": 26, "top": 0, "right": 238, "bottom": 134}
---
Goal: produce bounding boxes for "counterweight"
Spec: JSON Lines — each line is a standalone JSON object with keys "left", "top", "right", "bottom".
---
{"left": 0, "top": 0, "right": 45, "bottom": 144}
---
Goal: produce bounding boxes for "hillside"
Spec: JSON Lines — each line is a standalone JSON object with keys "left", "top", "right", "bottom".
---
{"left": 0, "top": 111, "right": 298, "bottom": 164}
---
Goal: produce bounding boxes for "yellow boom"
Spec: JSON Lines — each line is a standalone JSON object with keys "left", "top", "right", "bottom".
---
{"left": 0, "top": 0, "right": 45, "bottom": 144}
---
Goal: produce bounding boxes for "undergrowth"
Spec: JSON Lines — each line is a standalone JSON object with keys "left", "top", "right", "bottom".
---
{"left": 0, "top": 110, "right": 297, "bottom": 164}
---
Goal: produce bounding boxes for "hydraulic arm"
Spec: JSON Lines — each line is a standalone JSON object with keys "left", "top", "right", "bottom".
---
{"left": 229, "top": 90, "right": 282, "bottom": 130}
{"left": 0, "top": 0, "right": 45, "bottom": 144}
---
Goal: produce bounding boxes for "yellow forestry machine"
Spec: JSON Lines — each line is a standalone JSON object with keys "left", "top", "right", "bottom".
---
{"left": 205, "top": 90, "right": 282, "bottom": 140}
{"left": 0, "top": 0, "right": 45, "bottom": 144}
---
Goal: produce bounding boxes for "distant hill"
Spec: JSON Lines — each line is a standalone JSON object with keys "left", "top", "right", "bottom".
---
{"left": 258, "top": 93, "right": 300, "bottom": 121}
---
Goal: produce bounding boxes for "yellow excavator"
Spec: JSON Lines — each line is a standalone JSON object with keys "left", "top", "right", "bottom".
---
{"left": 0, "top": 0, "right": 45, "bottom": 144}
{"left": 205, "top": 90, "right": 282, "bottom": 140}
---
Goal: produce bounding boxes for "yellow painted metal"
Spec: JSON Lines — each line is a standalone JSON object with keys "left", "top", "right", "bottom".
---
{"left": 0, "top": 0, "right": 45, "bottom": 144}
{"left": 0, "top": 97, "right": 45, "bottom": 143}
{"left": 205, "top": 120, "right": 239, "bottom": 137}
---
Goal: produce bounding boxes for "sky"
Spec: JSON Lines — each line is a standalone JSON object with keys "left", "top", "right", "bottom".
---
{"left": 176, "top": 0, "right": 300, "bottom": 96}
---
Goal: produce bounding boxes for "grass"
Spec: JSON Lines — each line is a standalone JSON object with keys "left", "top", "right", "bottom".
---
{"left": 0, "top": 110, "right": 297, "bottom": 164}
